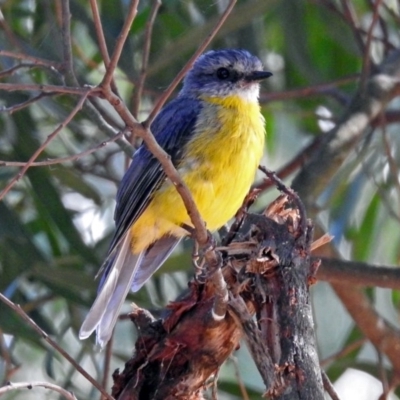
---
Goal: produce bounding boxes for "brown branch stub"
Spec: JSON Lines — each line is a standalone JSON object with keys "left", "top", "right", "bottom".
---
{"left": 322, "top": 370, "right": 342, "bottom": 400}
{"left": 112, "top": 282, "right": 242, "bottom": 400}
{"left": 230, "top": 202, "right": 323, "bottom": 399}
{"left": 316, "top": 257, "right": 400, "bottom": 289}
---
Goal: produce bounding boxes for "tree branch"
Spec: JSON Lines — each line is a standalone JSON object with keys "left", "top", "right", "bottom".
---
{"left": 0, "top": 294, "right": 114, "bottom": 400}
{"left": 0, "top": 50, "right": 61, "bottom": 68}
{"left": 0, "top": 82, "right": 98, "bottom": 95}
{"left": 0, "top": 91, "right": 92, "bottom": 200}
{"left": 316, "top": 257, "right": 400, "bottom": 289}
{"left": 0, "top": 381, "right": 78, "bottom": 400}
{"left": 292, "top": 49, "right": 400, "bottom": 205}
{"left": 0, "top": 129, "right": 126, "bottom": 168}
{"left": 131, "top": 0, "right": 161, "bottom": 121}
{"left": 332, "top": 283, "right": 400, "bottom": 372}
{"left": 101, "top": 0, "right": 139, "bottom": 88}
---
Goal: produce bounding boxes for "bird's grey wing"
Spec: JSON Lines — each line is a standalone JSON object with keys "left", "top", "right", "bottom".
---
{"left": 131, "top": 236, "right": 182, "bottom": 292}
{"left": 79, "top": 234, "right": 142, "bottom": 344}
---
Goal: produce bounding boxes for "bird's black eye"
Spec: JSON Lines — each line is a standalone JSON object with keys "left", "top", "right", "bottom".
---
{"left": 216, "top": 67, "right": 230, "bottom": 80}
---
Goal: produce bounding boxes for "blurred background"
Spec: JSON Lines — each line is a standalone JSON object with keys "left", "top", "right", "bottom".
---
{"left": 0, "top": 0, "right": 400, "bottom": 399}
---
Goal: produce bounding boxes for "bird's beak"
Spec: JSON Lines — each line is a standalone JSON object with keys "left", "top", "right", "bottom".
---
{"left": 245, "top": 71, "right": 273, "bottom": 82}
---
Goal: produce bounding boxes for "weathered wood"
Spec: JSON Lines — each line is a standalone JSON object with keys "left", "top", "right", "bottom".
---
{"left": 241, "top": 211, "right": 324, "bottom": 399}
{"left": 111, "top": 282, "right": 242, "bottom": 400}
{"left": 111, "top": 193, "right": 324, "bottom": 399}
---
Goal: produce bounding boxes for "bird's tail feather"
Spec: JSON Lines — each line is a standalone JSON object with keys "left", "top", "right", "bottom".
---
{"left": 79, "top": 235, "right": 181, "bottom": 347}
{"left": 79, "top": 235, "right": 142, "bottom": 347}
{"left": 131, "top": 236, "right": 181, "bottom": 292}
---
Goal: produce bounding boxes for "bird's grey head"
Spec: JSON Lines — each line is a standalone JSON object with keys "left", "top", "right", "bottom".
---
{"left": 180, "top": 49, "right": 272, "bottom": 101}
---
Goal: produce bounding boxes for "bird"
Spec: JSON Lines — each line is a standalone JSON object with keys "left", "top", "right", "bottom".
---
{"left": 79, "top": 49, "right": 272, "bottom": 347}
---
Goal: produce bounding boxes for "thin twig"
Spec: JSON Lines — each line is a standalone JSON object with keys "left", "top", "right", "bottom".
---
{"left": 0, "top": 50, "right": 61, "bottom": 69}
{"left": 321, "top": 370, "right": 341, "bottom": 400}
{"left": 258, "top": 166, "right": 307, "bottom": 237}
{"left": 60, "top": 0, "right": 76, "bottom": 82}
{"left": 131, "top": 0, "right": 161, "bottom": 120}
{"left": 127, "top": 0, "right": 161, "bottom": 167}
{"left": 339, "top": 0, "right": 365, "bottom": 53}
{"left": 320, "top": 337, "right": 366, "bottom": 367}
{"left": 89, "top": 0, "right": 120, "bottom": 95}
{"left": 143, "top": 0, "right": 238, "bottom": 128}
{"left": 0, "top": 330, "right": 18, "bottom": 382}
{"left": 0, "top": 63, "right": 62, "bottom": 80}
{"left": 90, "top": 0, "right": 110, "bottom": 66}
{"left": 0, "top": 91, "right": 92, "bottom": 200}
{"left": 89, "top": 97, "right": 125, "bottom": 131}
{"left": 358, "top": 29, "right": 394, "bottom": 51}
{"left": 367, "top": 0, "right": 390, "bottom": 57}
{"left": 229, "top": 356, "right": 250, "bottom": 400}
{"left": 73, "top": 37, "right": 102, "bottom": 70}
{"left": 21, "top": 294, "right": 56, "bottom": 313}
{"left": 101, "top": 0, "right": 139, "bottom": 88}
{"left": 0, "top": 93, "right": 54, "bottom": 114}
{"left": 0, "top": 294, "right": 114, "bottom": 400}
{"left": 381, "top": 1, "right": 400, "bottom": 26}
{"left": 357, "top": 136, "right": 400, "bottom": 225}
{"left": 60, "top": 0, "right": 126, "bottom": 144}
{"left": 360, "top": 0, "right": 385, "bottom": 88}
{"left": 332, "top": 282, "right": 400, "bottom": 375}
{"left": 376, "top": 348, "right": 390, "bottom": 398}
{"left": 0, "top": 82, "right": 99, "bottom": 95}
{"left": 381, "top": 120, "right": 400, "bottom": 217}
{"left": 0, "top": 381, "right": 78, "bottom": 400}
{"left": 254, "top": 135, "right": 323, "bottom": 192}
{"left": 255, "top": 107, "right": 400, "bottom": 191}
{"left": 260, "top": 74, "right": 358, "bottom": 103}
{"left": 0, "top": 130, "right": 126, "bottom": 168}
{"left": 100, "top": 336, "right": 114, "bottom": 400}
{"left": 0, "top": 9, "right": 24, "bottom": 51}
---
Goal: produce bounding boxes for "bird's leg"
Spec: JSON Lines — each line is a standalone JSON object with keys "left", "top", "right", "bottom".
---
{"left": 180, "top": 222, "right": 209, "bottom": 283}
{"left": 200, "top": 232, "right": 219, "bottom": 278}
{"left": 192, "top": 240, "right": 205, "bottom": 283}
{"left": 193, "top": 231, "right": 218, "bottom": 284}
{"left": 180, "top": 222, "right": 195, "bottom": 236}
{"left": 194, "top": 256, "right": 207, "bottom": 284}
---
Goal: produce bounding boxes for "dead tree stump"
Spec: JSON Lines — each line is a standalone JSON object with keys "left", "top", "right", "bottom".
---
{"left": 111, "top": 190, "right": 325, "bottom": 400}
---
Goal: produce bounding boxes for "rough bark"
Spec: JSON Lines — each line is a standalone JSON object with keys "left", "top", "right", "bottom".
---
{"left": 111, "top": 193, "right": 324, "bottom": 399}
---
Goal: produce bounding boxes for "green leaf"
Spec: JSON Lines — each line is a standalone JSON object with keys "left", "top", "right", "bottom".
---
{"left": 0, "top": 202, "right": 46, "bottom": 290}
{"left": 352, "top": 193, "right": 380, "bottom": 261}
{"left": 31, "top": 260, "right": 97, "bottom": 306}
{"left": 52, "top": 166, "right": 102, "bottom": 206}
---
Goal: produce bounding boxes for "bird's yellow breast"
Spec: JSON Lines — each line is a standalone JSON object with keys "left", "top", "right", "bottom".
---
{"left": 131, "top": 95, "right": 265, "bottom": 253}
